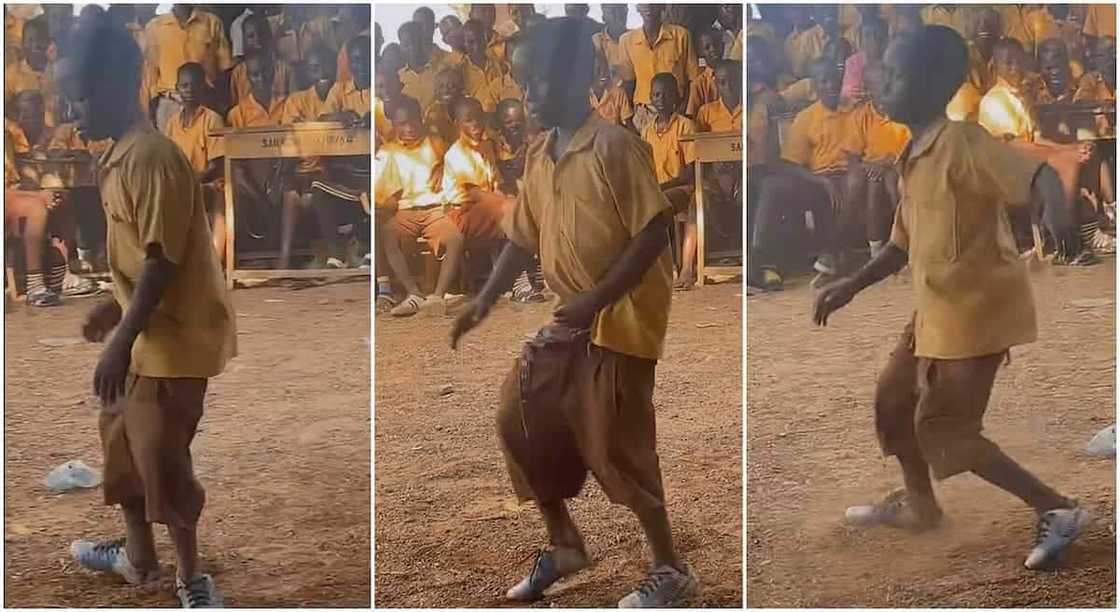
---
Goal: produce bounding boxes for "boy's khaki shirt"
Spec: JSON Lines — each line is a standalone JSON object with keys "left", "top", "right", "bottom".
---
{"left": 619, "top": 23, "right": 700, "bottom": 105}
{"left": 163, "top": 106, "right": 226, "bottom": 175}
{"left": 98, "top": 125, "right": 236, "bottom": 378}
{"left": 506, "top": 113, "right": 673, "bottom": 361}
{"left": 889, "top": 120, "right": 1040, "bottom": 359}
{"left": 781, "top": 101, "right": 850, "bottom": 172}
{"left": 641, "top": 112, "right": 697, "bottom": 184}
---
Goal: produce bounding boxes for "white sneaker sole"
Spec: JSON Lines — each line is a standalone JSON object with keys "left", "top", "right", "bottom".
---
{"left": 1024, "top": 509, "right": 1093, "bottom": 570}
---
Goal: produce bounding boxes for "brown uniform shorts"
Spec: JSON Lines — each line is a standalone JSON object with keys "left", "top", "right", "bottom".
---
{"left": 874, "top": 319, "right": 1004, "bottom": 479}
{"left": 99, "top": 375, "right": 208, "bottom": 528}
{"left": 496, "top": 324, "right": 665, "bottom": 511}
{"left": 447, "top": 197, "right": 508, "bottom": 244}
{"left": 387, "top": 208, "right": 461, "bottom": 256}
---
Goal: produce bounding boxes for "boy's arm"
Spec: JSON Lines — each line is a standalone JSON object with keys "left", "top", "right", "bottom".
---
{"left": 451, "top": 237, "right": 535, "bottom": 349}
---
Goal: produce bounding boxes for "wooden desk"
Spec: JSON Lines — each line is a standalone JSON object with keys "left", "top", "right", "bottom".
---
{"left": 680, "top": 130, "right": 743, "bottom": 286}
{"left": 214, "top": 122, "right": 371, "bottom": 289}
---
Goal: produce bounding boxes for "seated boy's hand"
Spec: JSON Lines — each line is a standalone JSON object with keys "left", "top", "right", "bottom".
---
{"left": 82, "top": 299, "right": 122, "bottom": 342}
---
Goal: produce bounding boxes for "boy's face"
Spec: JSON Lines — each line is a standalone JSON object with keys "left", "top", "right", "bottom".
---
{"left": 23, "top": 26, "right": 48, "bottom": 69}
{"left": 307, "top": 52, "right": 336, "bottom": 88}
{"left": 650, "top": 78, "right": 679, "bottom": 115}
{"left": 637, "top": 4, "right": 663, "bottom": 26}
{"left": 716, "top": 64, "right": 741, "bottom": 108}
{"left": 58, "top": 57, "right": 117, "bottom": 141}
{"left": 470, "top": 5, "right": 496, "bottom": 31}
{"left": 971, "top": 20, "right": 997, "bottom": 59}
{"left": 436, "top": 71, "right": 465, "bottom": 107}
{"left": 603, "top": 5, "right": 628, "bottom": 31}
{"left": 350, "top": 43, "right": 371, "bottom": 89}
{"left": 413, "top": 10, "right": 436, "bottom": 42}
{"left": 992, "top": 45, "right": 1025, "bottom": 86}
{"left": 565, "top": 5, "right": 589, "bottom": 18}
{"left": 1092, "top": 38, "right": 1117, "bottom": 88}
{"left": 247, "top": 56, "right": 274, "bottom": 102}
{"left": 879, "top": 40, "right": 929, "bottom": 124}
{"left": 381, "top": 44, "right": 404, "bottom": 74}
{"left": 1039, "top": 49, "right": 1071, "bottom": 94}
{"left": 176, "top": 68, "right": 204, "bottom": 105}
{"left": 699, "top": 33, "right": 723, "bottom": 67}
{"left": 374, "top": 70, "right": 403, "bottom": 101}
{"left": 243, "top": 20, "right": 267, "bottom": 55}
{"left": 812, "top": 64, "right": 843, "bottom": 109}
{"left": 440, "top": 19, "right": 464, "bottom": 52}
{"left": 514, "top": 42, "right": 581, "bottom": 130}
{"left": 463, "top": 25, "right": 487, "bottom": 59}
{"left": 399, "top": 28, "right": 426, "bottom": 67}
{"left": 457, "top": 103, "right": 486, "bottom": 141}
{"left": 500, "top": 104, "right": 527, "bottom": 143}
{"left": 391, "top": 106, "right": 424, "bottom": 145}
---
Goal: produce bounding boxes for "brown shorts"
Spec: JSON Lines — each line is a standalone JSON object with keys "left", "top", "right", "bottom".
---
{"left": 387, "top": 208, "right": 461, "bottom": 255}
{"left": 447, "top": 198, "right": 508, "bottom": 244}
{"left": 496, "top": 324, "right": 665, "bottom": 511}
{"left": 99, "top": 375, "right": 207, "bottom": 528}
{"left": 874, "top": 319, "right": 1004, "bottom": 479}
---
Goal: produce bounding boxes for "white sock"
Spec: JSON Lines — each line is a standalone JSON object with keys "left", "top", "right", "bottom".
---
{"left": 25, "top": 271, "right": 46, "bottom": 293}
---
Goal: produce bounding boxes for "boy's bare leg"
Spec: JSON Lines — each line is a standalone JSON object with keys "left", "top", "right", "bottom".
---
{"left": 537, "top": 499, "right": 586, "bottom": 552}
{"left": 279, "top": 190, "right": 301, "bottom": 269}
{"left": 973, "top": 447, "right": 1072, "bottom": 514}
{"left": 210, "top": 209, "right": 226, "bottom": 264}
{"left": 896, "top": 447, "right": 943, "bottom": 523}
{"left": 379, "top": 219, "right": 423, "bottom": 296}
{"left": 167, "top": 524, "right": 198, "bottom": 581}
{"left": 432, "top": 229, "right": 464, "bottom": 298}
{"left": 121, "top": 503, "right": 158, "bottom": 573}
{"left": 677, "top": 219, "right": 697, "bottom": 287}
{"left": 633, "top": 504, "right": 682, "bottom": 569}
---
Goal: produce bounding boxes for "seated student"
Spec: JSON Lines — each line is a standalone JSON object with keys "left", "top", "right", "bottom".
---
{"left": 441, "top": 98, "right": 507, "bottom": 271}
{"left": 783, "top": 5, "right": 828, "bottom": 80}
{"left": 841, "top": 17, "right": 888, "bottom": 106}
{"left": 376, "top": 95, "right": 463, "bottom": 317}
{"left": 619, "top": 4, "right": 700, "bottom": 134}
{"left": 460, "top": 18, "right": 521, "bottom": 113}
{"left": 494, "top": 98, "right": 529, "bottom": 195}
{"left": 424, "top": 67, "right": 467, "bottom": 147}
{"left": 979, "top": 39, "right": 1107, "bottom": 262}
{"left": 590, "top": 50, "right": 634, "bottom": 128}
{"left": 375, "top": 60, "right": 404, "bottom": 150}
{"left": 697, "top": 60, "right": 743, "bottom": 132}
{"left": 1072, "top": 36, "right": 1117, "bottom": 233}
{"left": 745, "top": 39, "right": 789, "bottom": 290}
{"left": 5, "top": 119, "right": 65, "bottom": 307}
{"left": 6, "top": 16, "right": 56, "bottom": 126}
{"left": 686, "top": 29, "right": 725, "bottom": 117}
{"left": 229, "top": 13, "right": 296, "bottom": 109}
{"left": 754, "top": 58, "right": 851, "bottom": 286}
{"left": 643, "top": 73, "right": 698, "bottom": 289}
{"left": 163, "top": 62, "right": 227, "bottom": 261}
{"left": 842, "top": 63, "right": 910, "bottom": 259}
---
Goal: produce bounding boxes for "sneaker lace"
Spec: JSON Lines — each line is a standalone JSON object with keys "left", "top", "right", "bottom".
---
{"left": 636, "top": 567, "right": 676, "bottom": 598}
{"left": 88, "top": 538, "right": 126, "bottom": 562}
{"left": 182, "top": 577, "right": 213, "bottom": 607}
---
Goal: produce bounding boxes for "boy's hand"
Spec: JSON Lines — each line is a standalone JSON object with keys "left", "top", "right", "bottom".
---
{"left": 554, "top": 290, "right": 603, "bottom": 330}
{"left": 82, "top": 300, "right": 122, "bottom": 342}
{"left": 93, "top": 337, "right": 131, "bottom": 408}
{"left": 813, "top": 278, "right": 857, "bottom": 326}
{"left": 450, "top": 298, "right": 491, "bottom": 349}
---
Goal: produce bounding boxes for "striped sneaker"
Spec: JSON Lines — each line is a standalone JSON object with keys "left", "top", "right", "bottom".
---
{"left": 617, "top": 563, "right": 700, "bottom": 608}
{"left": 69, "top": 538, "right": 149, "bottom": 584}
{"left": 1025, "top": 506, "right": 1092, "bottom": 570}
{"left": 505, "top": 547, "right": 589, "bottom": 601}
{"left": 177, "top": 573, "right": 223, "bottom": 608}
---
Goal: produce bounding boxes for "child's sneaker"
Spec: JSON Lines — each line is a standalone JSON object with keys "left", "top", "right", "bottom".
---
{"left": 26, "top": 287, "right": 61, "bottom": 307}
{"left": 1024, "top": 506, "right": 1092, "bottom": 570}
{"left": 617, "top": 563, "right": 699, "bottom": 608}
{"left": 69, "top": 538, "right": 149, "bottom": 584}
{"left": 505, "top": 546, "right": 589, "bottom": 601}
{"left": 176, "top": 573, "right": 223, "bottom": 608}
{"left": 844, "top": 489, "right": 942, "bottom": 531}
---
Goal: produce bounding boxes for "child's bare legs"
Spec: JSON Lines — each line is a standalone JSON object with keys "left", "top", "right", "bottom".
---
{"left": 972, "top": 447, "right": 1072, "bottom": 514}
{"left": 537, "top": 499, "right": 586, "bottom": 553}
{"left": 380, "top": 214, "right": 423, "bottom": 297}
{"left": 121, "top": 502, "right": 158, "bottom": 574}
{"left": 633, "top": 504, "right": 682, "bottom": 569}
{"left": 167, "top": 524, "right": 198, "bottom": 582}
{"left": 677, "top": 217, "right": 698, "bottom": 288}
{"left": 204, "top": 186, "right": 226, "bottom": 264}
{"left": 6, "top": 192, "right": 49, "bottom": 273}
{"left": 279, "top": 190, "right": 308, "bottom": 269}
{"left": 433, "top": 229, "right": 464, "bottom": 298}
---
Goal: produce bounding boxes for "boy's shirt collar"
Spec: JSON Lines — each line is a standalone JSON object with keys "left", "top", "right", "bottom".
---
{"left": 99, "top": 121, "right": 155, "bottom": 168}
{"left": 898, "top": 117, "right": 950, "bottom": 166}
{"left": 537, "top": 111, "right": 605, "bottom": 161}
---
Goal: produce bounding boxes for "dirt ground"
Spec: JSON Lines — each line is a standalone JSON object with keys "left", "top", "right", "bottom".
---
{"left": 374, "top": 284, "right": 743, "bottom": 607}
{"left": 747, "top": 261, "right": 1117, "bottom": 607}
{"left": 4, "top": 282, "right": 370, "bottom": 607}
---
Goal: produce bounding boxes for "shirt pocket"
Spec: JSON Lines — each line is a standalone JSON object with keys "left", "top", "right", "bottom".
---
{"left": 912, "top": 198, "right": 959, "bottom": 263}
{"left": 185, "top": 28, "right": 214, "bottom": 61}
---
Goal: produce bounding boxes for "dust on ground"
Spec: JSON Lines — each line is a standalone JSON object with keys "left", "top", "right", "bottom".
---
{"left": 747, "top": 261, "right": 1116, "bottom": 607}
{"left": 374, "top": 284, "right": 743, "bottom": 607}
{"left": 4, "top": 282, "right": 371, "bottom": 607}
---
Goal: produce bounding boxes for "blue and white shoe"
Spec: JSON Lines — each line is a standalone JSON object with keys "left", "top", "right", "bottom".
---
{"left": 505, "top": 547, "right": 589, "bottom": 601}
{"left": 177, "top": 574, "right": 223, "bottom": 608}
{"left": 617, "top": 563, "right": 700, "bottom": 608}
{"left": 69, "top": 538, "right": 148, "bottom": 584}
{"left": 1025, "top": 506, "right": 1092, "bottom": 570}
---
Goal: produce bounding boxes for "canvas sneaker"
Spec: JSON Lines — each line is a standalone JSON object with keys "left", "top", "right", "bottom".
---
{"left": 69, "top": 538, "right": 149, "bottom": 584}
{"left": 505, "top": 546, "right": 589, "bottom": 602}
{"left": 1025, "top": 506, "right": 1092, "bottom": 570}
{"left": 177, "top": 573, "right": 223, "bottom": 608}
{"left": 617, "top": 563, "right": 699, "bottom": 608}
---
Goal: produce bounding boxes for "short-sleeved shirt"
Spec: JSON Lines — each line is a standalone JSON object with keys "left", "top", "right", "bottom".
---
{"left": 696, "top": 99, "right": 743, "bottom": 133}
{"left": 845, "top": 102, "right": 911, "bottom": 164}
{"left": 143, "top": 9, "right": 233, "bottom": 96}
{"left": 686, "top": 66, "right": 720, "bottom": 116}
{"left": 1073, "top": 71, "right": 1115, "bottom": 102}
{"left": 505, "top": 112, "right": 674, "bottom": 360}
{"left": 889, "top": 120, "right": 1040, "bottom": 359}
{"left": 592, "top": 30, "right": 625, "bottom": 72}
{"left": 978, "top": 78, "right": 1035, "bottom": 142}
{"left": 997, "top": 5, "right": 1035, "bottom": 53}
{"left": 374, "top": 97, "right": 395, "bottom": 146}
{"left": 783, "top": 24, "right": 828, "bottom": 80}
{"left": 285, "top": 86, "right": 330, "bottom": 122}
{"left": 373, "top": 136, "right": 444, "bottom": 210}
{"left": 782, "top": 101, "right": 852, "bottom": 173}
{"left": 462, "top": 53, "right": 521, "bottom": 113}
{"left": 641, "top": 112, "right": 697, "bottom": 184}
{"left": 1083, "top": 3, "right": 1117, "bottom": 38}
{"left": 5, "top": 59, "right": 44, "bottom": 103}
{"left": 440, "top": 135, "right": 499, "bottom": 206}
{"left": 747, "top": 84, "right": 782, "bottom": 167}
{"left": 946, "top": 81, "right": 983, "bottom": 122}
{"left": 590, "top": 85, "right": 634, "bottom": 126}
{"left": 97, "top": 124, "right": 237, "bottom": 378}
{"left": 619, "top": 23, "right": 700, "bottom": 105}
{"left": 323, "top": 78, "right": 371, "bottom": 116}
{"left": 422, "top": 101, "right": 458, "bottom": 147}
{"left": 163, "top": 106, "right": 226, "bottom": 175}
{"left": 227, "top": 93, "right": 289, "bottom": 128}
{"left": 399, "top": 56, "right": 451, "bottom": 113}
{"left": 229, "top": 58, "right": 296, "bottom": 107}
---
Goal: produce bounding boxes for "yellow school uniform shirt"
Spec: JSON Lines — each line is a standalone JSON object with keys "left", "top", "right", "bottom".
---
{"left": 399, "top": 57, "right": 450, "bottom": 113}
{"left": 978, "top": 78, "right": 1036, "bottom": 141}
{"left": 686, "top": 66, "right": 720, "bottom": 117}
{"left": 845, "top": 103, "right": 911, "bottom": 163}
{"left": 619, "top": 23, "right": 700, "bottom": 105}
{"left": 784, "top": 24, "right": 828, "bottom": 80}
{"left": 782, "top": 101, "right": 852, "bottom": 173}
{"left": 947, "top": 82, "right": 983, "bottom": 122}
{"left": 375, "top": 97, "right": 395, "bottom": 145}
{"left": 162, "top": 106, "right": 226, "bottom": 175}
{"left": 143, "top": 8, "right": 233, "bottom": 96}
{"left": 592, "top": 30, "right": 625, "bottom": 72}
{"left": 1083, "top": 4, "right": 1117, "bottom": 38}
{"left": 728, "top": 30, "right": 743, "bottom": 61}
{"left": 590, "top": 85, "right": 634, "bottom": 126}
{"left": 5, "top": 12, "right": 23, "bottom": 66}
{"left": 1073, "top": 72, "right": 1115, "bottom": 102}
{"left": 747, "top": 84, "right": 781, "bottom": 168}
{"left": 440, "top": 135, "right": 499, "bottom": 206}
{"left": 997, "top": 5, "right": 1036, "bottom": 53}
{"left": 5, "top": 118, "right": 48, "bottom": 154}
{"left": 227, "top": 93, "right": 289, "bottom": 128}
{"left": 97, "top": 124, "right": 237, "bottom": 377}
{"left": 506, "top": 113, "right": 674, "bottom": 361}
{"left": 889, "top": 119, "right": 1040, "bottom": 359}
{"left": 641, "top": 113, "right": 697, "bottom": 184}
{"left": 323, "top": 78, "right": 371, "bottom": 116}
{"left": 696, "top": 99, "right": 743, "bottom": 133}
{"left": 743, "top": 19, "right": 777, "bottom": 46}
{"left": 285, "top": 86, "right": 329, "bottom": 122}
{"left": 921, "top": 5, "right": 972, "bottom": 39}
{"left": 5, "top": 59, "right": 43, "bottom": 103}
{"left": 462, "top": 53, "right": 521, "bottom": 113}
{"left": 373, "top": 136, "right": 444, "bottom": 210}
{"left": 423, "top": 101, "right": 458, "bottom": 147}
{"left": 229, "top": 58, "right": 296, "bottom": 106}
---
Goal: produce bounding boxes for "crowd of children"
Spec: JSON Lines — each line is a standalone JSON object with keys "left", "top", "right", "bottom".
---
{"left": 745, "top": 4, "right": 1117, "bottom": 290}
{"left": 5, "top": 4, "right": 373, "bottom": 306}
{"left": 374, "top": 3, "right": 744, "bottom": 316}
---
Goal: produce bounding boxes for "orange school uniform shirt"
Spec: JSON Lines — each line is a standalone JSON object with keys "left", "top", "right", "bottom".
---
{"left": 845, "top": 103, "right": 911, "bottom": 164}
{"left": 163, "top": 106, "right": 226, "bottom": 175}
{"left": 229, "top": 58, "right": 297, "bottom": 107}
{"left": 590, "top": 85, "right": 634, "bottom": 126}
{"left": 227, "top": 93, "right": 289, "bottom": 128}
{"left": 592, "top": 30, "right": 625, "bottom": 72}
{"left": 978, "top": 78, "right": 1036, "bottom": 142}
{"left": 783, "top": 24, "right": 828, "bottom": 80}
{"left": 686, "top": 66, "right": 719, "bottom": 117}
{"left": 641, "top": 113, "right": 697, "bottom": 184}
{"left": 462, "top": 53, "right": 521, "bottom": 113}
{"left": 142, "top": 8, "right": 233, "bottom": 97}
{"left": 374, "top": 136, "right": 445, "bottom": 210}
{"left": 323, "top": 79, "right": 371, "bottom": 116}
{"left": 619, "top": 23, "right": 700, "bottom": 105}
{"left": 696, "top": 99, "right": 743, "bottom": 133}
{"left": 1083, "top": 4, "right": 1116, "bottom": 38}
{"left": 747, "top": 84, "right": 782, "bottom": 168}
{"left": 440, "top": 135, "right": 499, "bottom": 206}
{"left": 399, "top": 56, "right": 451, "bottom": 113}
{"left": 1073, "top": 72, "right": 1115, "bottom": 102}
{"left": 782, "top": 101, "right": 852, "bottom": 173}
